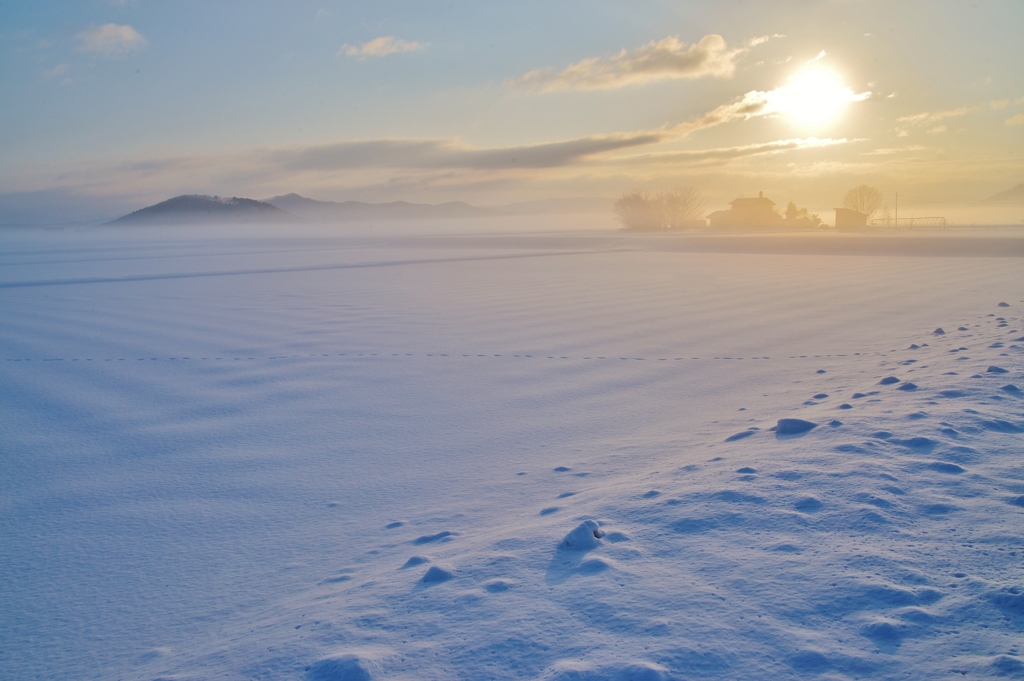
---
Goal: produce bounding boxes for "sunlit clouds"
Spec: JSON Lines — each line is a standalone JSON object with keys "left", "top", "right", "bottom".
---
{"left": 512, "top": 35, "right": 743, "bottom": 91}
{"left": 340, "top": 36, "right": 427, "bottom": 58}
{"left": 75, "top": 24, "right": 147, "bottom": 57}
{"left": 42, "top": 64, "right": 69, "bottom": 79}
{"left": 898, "top": 106, "right": 975, "bottom": 127}
{"left": 610, "top": 138, "right": 852, "bottom": 166}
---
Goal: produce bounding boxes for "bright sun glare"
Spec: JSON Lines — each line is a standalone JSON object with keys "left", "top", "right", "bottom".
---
{"left": 778, "top": 67, "right": 861, "bottom": 128}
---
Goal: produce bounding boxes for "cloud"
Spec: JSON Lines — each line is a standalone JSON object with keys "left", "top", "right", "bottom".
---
{"left": 43, "top": 64, "right": 69, "bottom": 79}
{"left": 667, "top": 87, "right": 795, "bottom": 135}
{"left": 609, "top": 137, "right": 851, "bottom": 166}
{"left": 276, "top": 84, "right": 825, "bottom": 173}
{"left": 512, "top": 34, "right": 744, "bottom": 92}
{"left": 864, "top": 146, "right": 927, "bottom": 156}
{"left": 990, "top": 99, "right": 1009, "bottom": 109}
{"left": 340, "top": 36, "right": 426, "bottom": 58}
{"left": 747, "top": 34, "right": 785, "bottom": 48}
{"left": 897, "top": 106, "right": 975, "bottom": 127}
{"left": 277, "top": 132, "right": 664, "bottom": 171}
{"left": 928, "top": 125, "right": 948, "bottom": 134}
{"left": 76, "top": 24, "right": 147, "bottom": 57}
{"left": 1006, "top": 114, "right": 1024, "bottom": 126}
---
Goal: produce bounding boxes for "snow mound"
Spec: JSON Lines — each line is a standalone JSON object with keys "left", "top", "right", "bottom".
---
{"left": 420, "top": 565, "right": 454, "bottom": 584}
{"left": 540, "top": 659, "right": 668, "bottom": 681}
{"left": 560, "top": 520, "right": 605, "bottom": 551}
{"left": 413, "top": 530, "right": 457, "bottom": 545}
{"left": 775, "top": 418, "right": 817, "bottom": 435}
{"left": 305, "top": 651, "right": 388, "bottom": 681}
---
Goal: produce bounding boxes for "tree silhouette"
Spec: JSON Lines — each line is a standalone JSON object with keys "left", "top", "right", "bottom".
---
{"left": 659, "top": 187, "right": 706, "bottom": 228}
{"left": 614, "top": 190, "right": 660, "bottom": 229}
{"left": 843, "top": 185, "right": 884, "bottom": 218}
{"left": 614, "top": 188, "right": 705, "bottom": 230}
{"left": 785, "top": 201, "right": 823, "bottom": 227}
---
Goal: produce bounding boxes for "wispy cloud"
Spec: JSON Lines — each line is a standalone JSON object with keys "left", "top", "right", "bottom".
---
{"left": 340, "top": 36, "right": 426, "bottom": 58}
{"left": 279, "top": 85, "right": 840, "bottom": 172}
{"left": 43, "top": 64, "right": 69, "bottom": 79}
{"left": 897, "top": 106, "right": 975, "bottom": 127}
{"left": 1006, "top": 114, "right": 1024, "bottom": 127}
{"left": 76, "top": 24, "right": 147, "bottom": 57}
{"left": 747, "top": 34, "right": 784, "bottom": 48}
{"left": 511, "top": 34, "right": 745, "bottom": 92}
{"left": 863, "top": 146, "right": 927, "bottom": 156}
{"left": 277, "top": 133, "right": 663, "bottom": 171}
{"left": 608, "top": 137, "right": 851, "bottom": 166}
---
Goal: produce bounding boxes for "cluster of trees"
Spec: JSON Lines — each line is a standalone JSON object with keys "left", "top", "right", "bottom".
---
{"left": 783, "top": 202, "right": 823, "bottom": 227}
{"left": 614, "top": 188, "right": 706, "bottom": 230}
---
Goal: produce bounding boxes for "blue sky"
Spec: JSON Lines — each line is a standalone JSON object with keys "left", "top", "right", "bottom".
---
{"left": 1, "top": 0, "right": 1023, "bottom": 223}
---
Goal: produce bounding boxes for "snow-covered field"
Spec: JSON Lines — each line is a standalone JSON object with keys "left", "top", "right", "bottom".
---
{"left": 2, "top": 226, "right": 1024, "bottom": 681}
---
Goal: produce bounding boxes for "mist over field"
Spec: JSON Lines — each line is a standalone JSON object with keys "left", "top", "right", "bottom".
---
{"left": 3, "top": 3, "right": 1024, "bottom": 681}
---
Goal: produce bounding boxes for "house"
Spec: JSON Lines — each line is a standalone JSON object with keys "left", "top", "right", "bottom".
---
{"left": 834, "top": 207, "right": 868, "bottom": 229}
{"left": 707, "top": 192, "right": 782, "bottom": 228}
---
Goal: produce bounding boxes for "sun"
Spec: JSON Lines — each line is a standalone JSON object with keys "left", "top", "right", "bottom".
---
{"left": 777, "top": 67, "right": 864, "bottom": 129}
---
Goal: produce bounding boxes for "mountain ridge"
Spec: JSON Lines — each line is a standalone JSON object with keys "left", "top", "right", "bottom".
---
{"left": 264, "top": 193, "right": 500, "bottom": 220}
{"left": 109, "top": 195, "right": 295, "bottom": 225}
{"left": 985, "top": 182, "right": 1024, "bottom": 203}
{"left": 107, "top": 192, "right": 616, "bottom": 226}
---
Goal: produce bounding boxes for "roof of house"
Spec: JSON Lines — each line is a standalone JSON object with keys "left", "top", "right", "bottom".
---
{"left": 729, "top": 196, "right": 776, "bottom": 207}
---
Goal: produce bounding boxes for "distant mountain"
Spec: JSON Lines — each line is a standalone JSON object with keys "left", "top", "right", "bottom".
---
{"left": 985, "top": 182, "right": 1024, "bottom": 203}
{"left": 108, "top": 193, "right": 615, "bottom": 226}
{"left": 109, "top": 195, "right": 295, "bottom": 225}
{"left": 265, "top": 193, "right": 501, "bottom": 221}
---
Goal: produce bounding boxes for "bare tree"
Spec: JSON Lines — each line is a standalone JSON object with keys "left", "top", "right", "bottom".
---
{"left": 658, "top": 187, "right": 706, "bottom": 229}
{"left": 614, "top": 190, "right": 660, "bottom": 230}
{"left": 843, "top": 185, "right": 884, "bottom": 218}
{"left": 615, "top": 188, "right": 705, "bottom": 230}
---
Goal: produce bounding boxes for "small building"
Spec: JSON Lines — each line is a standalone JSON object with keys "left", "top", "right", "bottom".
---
{"left": 834, "top": 207, "right": 868, "bottom": 230}
{"left": 708, "top": 191, "right": 782, "bottom": 228}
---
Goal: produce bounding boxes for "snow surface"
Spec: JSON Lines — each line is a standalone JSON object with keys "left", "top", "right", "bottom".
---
{"left": 2, "top": 226, "right": 1024, "bottom": 680}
